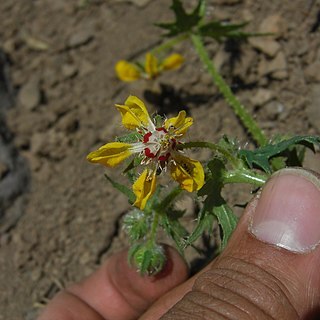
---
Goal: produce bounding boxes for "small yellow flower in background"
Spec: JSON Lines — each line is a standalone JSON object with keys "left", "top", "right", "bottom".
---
{"left": 115, "top": 52, "right": 184, "bottom": 82}
{"left": 87, "top": 96, "right": 204, "bottom": 210}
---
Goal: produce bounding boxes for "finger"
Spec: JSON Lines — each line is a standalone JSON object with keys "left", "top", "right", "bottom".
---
{"left": 37, "top": 246, "right": 188, "bottom": 320}
{"left": 143, "top": 168, "right": 320, "bottom": 319}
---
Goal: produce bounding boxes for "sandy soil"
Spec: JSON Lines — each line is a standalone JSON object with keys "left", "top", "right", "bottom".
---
{"left": 0, "top": 0, "right": 320, "bottom": 318}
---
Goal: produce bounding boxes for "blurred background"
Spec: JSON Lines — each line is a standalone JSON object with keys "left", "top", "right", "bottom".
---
{"left": 0, "top": 0, "right": 319, "bottom": 318}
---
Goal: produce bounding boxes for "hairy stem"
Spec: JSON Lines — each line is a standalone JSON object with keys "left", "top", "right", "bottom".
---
{"left": 191, "top": 34, "right": 268, "bottom": 146}
{"left": 224, "top": 169, "right": 268, "bottom": 186}
{"left": 149, "top": 210, "right": 160, "bottom": 244}
{"left": 151, "top": 33, "right": 190, "bottom": 55}
{"left": 180, "top": 141, "right": 240, "bottom": 168}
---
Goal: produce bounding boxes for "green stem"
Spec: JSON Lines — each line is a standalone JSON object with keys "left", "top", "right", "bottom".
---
{"left": 149, "top": 211, "right": 160, "bottom": 244}
{"left": 191, "top": 34, "right": 268, "bottom": 147}
{"left": 151, "top": 33, "right": 190, "bottom": 55}
{"left": 180, "top": 141, "right": 240, "bottom": 168}
{"left": 223, "top": 169, "right": 268, "bottom": 186}
{"left": 156, "top": 186, "right": 182, "bottom": 213}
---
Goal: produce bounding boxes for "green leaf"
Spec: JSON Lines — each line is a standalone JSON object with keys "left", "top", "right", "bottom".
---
{"left": 239, "top": 135, "right": 320, "bottom": 173}
{"left": 198, "top": 18, "right": 274, "bottom": 42}
{"left": 116, "top": 132, "right": 142, "bottom": 143}
{"left": 188, "top": 158, "right": 238, "bottom": 248}
{"left": 161, "top": 211, "right": 189, "bottom": 255}
{"left": 156, "top": 0, "right": 205, "bottom": 37}
{"left": 104, "top": 172, "right": 135, "bottom": 204}
{"left": 213, "top": 204, "right": 238, "bottom": 250}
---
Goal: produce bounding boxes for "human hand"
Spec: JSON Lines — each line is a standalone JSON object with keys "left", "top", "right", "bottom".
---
{"left": 38, "top": 168, "right": 320, "bottom": 320}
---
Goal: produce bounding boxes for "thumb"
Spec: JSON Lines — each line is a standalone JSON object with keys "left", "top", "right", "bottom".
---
{"left": 155, "top": 168, "right": 320, "bottom": 319}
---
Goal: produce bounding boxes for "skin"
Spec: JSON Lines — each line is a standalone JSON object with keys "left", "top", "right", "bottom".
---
{"left": 38, "top": 169, "right": 320, "bottom": 320}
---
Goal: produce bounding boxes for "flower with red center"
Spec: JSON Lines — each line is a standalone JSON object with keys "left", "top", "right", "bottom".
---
{"left": 87, "top": 96, "right": 204, "bottom": 210}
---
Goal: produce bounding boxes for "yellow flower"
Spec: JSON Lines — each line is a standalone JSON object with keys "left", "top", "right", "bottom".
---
{"left": 87, "top": 95, "right": 204, "bottom": 210}
{"left": 115, "top": 61, "right": 141, "bottom": 82}
{"left": 115, "top": 53, "right": 184, "bottom": 82}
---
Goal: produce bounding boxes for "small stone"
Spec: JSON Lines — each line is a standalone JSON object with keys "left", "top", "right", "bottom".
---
{"left": 304, "top": 61, "right": 320, "bottom": 83}
{"left": 3, "top": 39, "right": 16, "bottom": 55}
{"left": 213, "top": 47, "right": 228, "bottom": 73}
{"left": 61, "top": 63, "right": 77, "bottom": 79}
{"left": 18, "top": 77, "right": 41, "bottom": 110}
{"left": 31, "top": 268, "right": 42, "bottom": 281}
{"left": 56, "top": 112, "right": 79, "bottom": 133}
{"left": 79, "top": 251, "right": 91, "bottom": 265}
{"left": 79, "top": 59, "right": 94, "bottom": 76}
{"left": 43, "top": 68, "right": 59, "bottom": 87}
{"left": 30, "top": 132, "right": 46, "bottom": 155}
{"left": 258, "top": 51, "right": 288, "bottom": 79}
{"left": 0, "top": 161, "right": 9, "bottom": 179}
{"left": 68, "top": 29, "right": 94, "bottom": 48}
{"left": 113, "top": 0, "right": 152, "bottom": 6}
{"left": 259, "top": 15, "right": 287, "bottom": 37}
{"left": 249, "top": 38, "right": 281, "bottom": 57}
{"left": 21, "top": 151, "right": 42, "bottom": 172}
{"left": 307, "top": 84, "right": 320, "bottom": 132}
{"left": 250, "top": 89, "right": 274, "bottom": 107}
{"left": 270, "top": 51, "right": 287, "bottom": 74}
{"left": 303, "top": 150, "right": 320, "bottom": 173}
{"left": 262, "top": 100, "right": 285, "bottom": 120}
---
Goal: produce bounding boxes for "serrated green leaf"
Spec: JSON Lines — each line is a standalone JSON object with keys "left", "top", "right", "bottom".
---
{"left": 104, "top": 172, "right": 135, "bottom": 204}
{"left": 156, "top": 0, "right": 205, "bottom": 37}
{"left": 187, "top": 209, "right": 214, "bottom": 245}
{"left": 161, "top": 213, "right": 189, "bottom": 255}
{"left": 213, "top": 204, "right": 238, "bottom": 250}
{"left": 188, "top": 158, "right": 238, "bottom": 248}
{"left": 116, "top": 132, "right": 142, "bottom": 143}
{"left": 239, "top": 135, "right": 320, "bottom": 173}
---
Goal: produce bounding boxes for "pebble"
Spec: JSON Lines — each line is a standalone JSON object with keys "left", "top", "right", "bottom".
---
{"left": 307, "top": 84, "right": 320, "bottom": 133}
{"left": 262, "top": 100, "right": 284, "bottom": 120}
{"left": 250, "top": 88, "right": 274, "bottom": 107}
{"left": 259, "top": 14, "right": 287, "bottom": 37}
{"left": 68, "top": 29, "right": 94, "bottom": 48}
{"left": 304, "top": 61, "right": 320, "bottom": 83}
{"left": 248, "top": 38, "right": 280, "bottom": 58}
{"left": 113, "top": 0, "right": 152, "bottom": 6}
{"left": 258, "top": 51, "right": 288, "bottom": 79}
{"left": 56, "top": 112, "right": 79, "bottom": 133}
{"left": 0, "top": 161, "right": 9, "bottom": 179}
{"left": 18, "top": 77, "right": 41, "bottom": 110}
{"left": 79, "top": 59, "right": 94, "bottom": 76}
{"left": 303, "top": 150, "right": 320, "bottom": 173}
{"left": 61, "top": 63, "right": 78, "bottom": 79}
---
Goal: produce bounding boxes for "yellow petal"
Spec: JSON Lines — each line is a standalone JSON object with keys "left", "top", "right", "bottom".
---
{"left": 164, "top": 110, "right": 193, "bottom": 136}
{"left": 161, "top": 53, "right": 184, "bottom": 71}
{"left": 115, "top": 60, "right": 141, "bottom": 82}
{"left": 133, "top": 169, "right": 157, "bottom": 210}
{"left": 87, "top": 142, "right": 132, "bottom": 167}
{"left": 170, "top": 154, "right": 204, "bottom": 192}
{"left": 145, "top": 53, "right": 159, "bottom": 79}
{"left": 115, "top": 95, "right": 151, "bottom": 130}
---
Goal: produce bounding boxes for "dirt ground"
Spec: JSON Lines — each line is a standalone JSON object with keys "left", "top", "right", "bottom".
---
{"left": 0, "top": 0, "right": 320, "bottom": 318}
